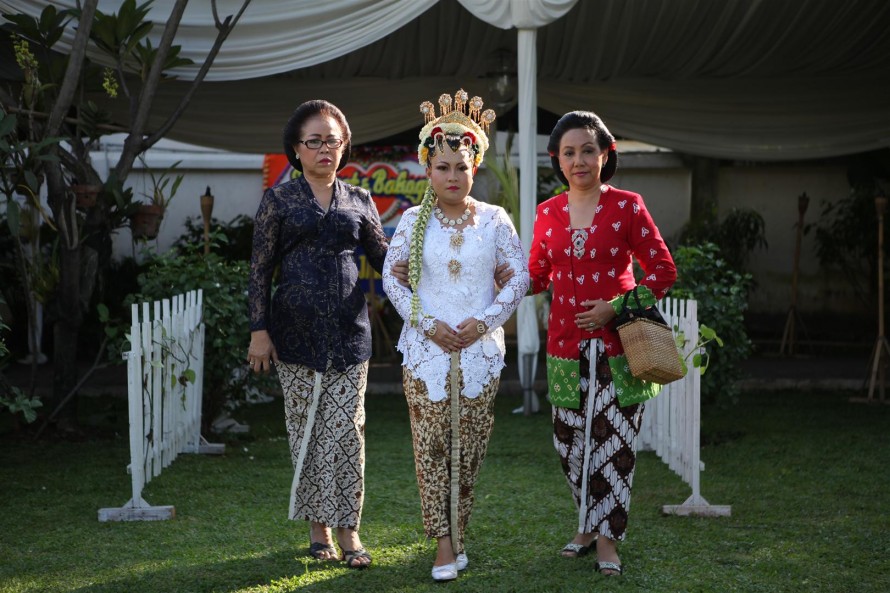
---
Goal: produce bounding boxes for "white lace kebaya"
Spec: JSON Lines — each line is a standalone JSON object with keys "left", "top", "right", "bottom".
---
{"left": 383, "top": 199, "right": 529, "bottom": 401}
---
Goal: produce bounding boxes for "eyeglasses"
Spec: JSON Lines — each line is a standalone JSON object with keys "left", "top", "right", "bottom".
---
{"left": 297, "top": 138, "right": 344, "bottom": 150}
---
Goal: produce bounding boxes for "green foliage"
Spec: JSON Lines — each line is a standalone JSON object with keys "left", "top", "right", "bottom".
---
{"left": 103, "top": 171, "right": 140, "bottom": 230}
{"left": 0, "top": 387, "right": 43, "bottom": 424}
{"left": 0, "top": 295, "right": 42, "bottom": 423}
{"left": 484, "top": 133, "right": 519, "bottom": 221}
{"left": 171, "top": 214, "right": 255, "bottom": 261}
{"left": 86, "top": 0, "right": 194, "bottom": 82}
{"left": 679, "top": 207, "right": 767, "bottom": 273}
{"left": 676, "top": 322, "right": 724, "bottom": 376}
{"left": 126, "top": 233, "right": 249, "bottom": 430}
{"left": 138, "top": 156, "right": 184, "bottom": 208}
{"left": 538, "top": 168, "right": 566, "bottom": 201}
{"left": 88, "top": 0, "right": 154, "bottom": 59}
{"left": 807, "top": 182, "right": 887, "bottom": 307}
{"left": 3, "top": 5, "right": 71, "bottom": 49}
{"left": 0, "top": 109, "right": 64, "bottom": 234}
{"left": 132, "top": 37, "right": 194, "bottom": 79}
{"left": 671, "top": 242, "right": 753, "bottom": 404}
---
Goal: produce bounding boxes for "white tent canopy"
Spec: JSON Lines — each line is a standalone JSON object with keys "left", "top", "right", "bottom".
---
{"left": 3, "top": 0, "right": 888, "bottom": 161}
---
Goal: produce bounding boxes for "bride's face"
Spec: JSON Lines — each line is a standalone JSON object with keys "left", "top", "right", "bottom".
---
{"left": 427, "top": 147, "right": 474, "bottom": 208}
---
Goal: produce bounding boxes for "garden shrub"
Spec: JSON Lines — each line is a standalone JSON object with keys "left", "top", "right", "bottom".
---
{"left": 171, "top": 214, "right": 254, "bottom": 262}
{"left": 671, "top": 242, "right": 753, "bottom": 404}
{"left": 808, "top": 182, "right": 887, "bottom": 309}
{"left": 126, "top": 234, "right": 252, "bottom": 432}
{"left": 678, "top": 207, "right": 767, "bottom": 275}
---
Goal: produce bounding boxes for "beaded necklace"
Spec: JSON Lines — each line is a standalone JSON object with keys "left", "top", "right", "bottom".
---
{"left": 434, "top": 205, "right": 471, "bottom": 226}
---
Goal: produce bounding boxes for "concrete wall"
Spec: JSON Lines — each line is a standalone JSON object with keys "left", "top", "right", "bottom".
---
{"left": 716, "top": 164, "right": 854, "bottom": 315}
{"left": 94, "top": 141, "right": 264, "bottom": 257}
{"left": 610, "top": 155, "right": 691, "bottom": 243}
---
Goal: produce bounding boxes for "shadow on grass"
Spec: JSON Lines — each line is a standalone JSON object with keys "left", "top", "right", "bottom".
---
{"left": 63, "top": 544, "right": 441, "bottom": 593}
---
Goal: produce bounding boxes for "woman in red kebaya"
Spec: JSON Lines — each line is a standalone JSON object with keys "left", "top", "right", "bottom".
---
{"left": 528, "top": 111, "right": 677, "bottom": 576}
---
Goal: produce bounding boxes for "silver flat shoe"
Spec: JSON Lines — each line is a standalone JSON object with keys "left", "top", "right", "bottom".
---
{"left": 431, "top": 562, "right": 458, "bottom": 581}
{"left": 456, "top": 553, "right": 468, "bottom": 571}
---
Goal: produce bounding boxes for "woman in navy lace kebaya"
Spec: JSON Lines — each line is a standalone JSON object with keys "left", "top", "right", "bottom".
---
{"left": 247, "top": 100, "right": 386, "bottom": 569}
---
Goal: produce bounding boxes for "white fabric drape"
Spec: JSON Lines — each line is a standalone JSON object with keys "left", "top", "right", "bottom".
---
{"left": 456, "top": 0, "right": 577, "bottom": 28}
{"left": 0, "top": 0, "right": 439, "bottom": 80}
{"left": 1, "top": 0, "right": 887, "bottom": 160}
{"left": 541, "top": 76, "right": 890, "bottom": 161}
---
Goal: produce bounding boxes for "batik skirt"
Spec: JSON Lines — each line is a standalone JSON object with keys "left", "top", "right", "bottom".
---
{"left": 277, "top": 360, "right": 368, "bottom": 530}
{"left": 403, "top": 366, "right": 498, "bottom": 553}
{"left": 552, "top": 338, "right": 643, "bottom": 541}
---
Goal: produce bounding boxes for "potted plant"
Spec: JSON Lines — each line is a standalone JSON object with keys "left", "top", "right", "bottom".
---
{"left": 70, "top": 182, "right": 101, "bottom": 209}
{"left": 131, "top": 158, "right": 184, "bottom": 240}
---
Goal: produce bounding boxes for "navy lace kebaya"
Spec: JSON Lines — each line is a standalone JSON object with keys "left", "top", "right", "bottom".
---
{"left": 248, "top": 175, "right": 388, "bottom": 372}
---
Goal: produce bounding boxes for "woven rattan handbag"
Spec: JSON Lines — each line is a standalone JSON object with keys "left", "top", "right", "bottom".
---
{"left": 615, "top": 288, "right": 686, "bottom": 384}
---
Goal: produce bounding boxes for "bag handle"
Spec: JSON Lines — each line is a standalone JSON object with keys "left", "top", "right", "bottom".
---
{"left": 620, "top": 286, "right": 646, "bottom": 315}
{"left": 618, "top": 285, "right": 670, "bottom": 329}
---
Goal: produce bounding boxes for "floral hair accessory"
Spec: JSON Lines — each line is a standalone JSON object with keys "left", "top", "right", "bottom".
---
{"left": 609, "top": 142, "right": 617, "bottom": 151}
{"left": 418, "top": 89, "right": 496, "bottom": 168}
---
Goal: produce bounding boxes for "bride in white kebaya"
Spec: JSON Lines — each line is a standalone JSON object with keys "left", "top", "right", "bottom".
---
{"left": 382, "top": 90, "right": 529, "bottom": 582}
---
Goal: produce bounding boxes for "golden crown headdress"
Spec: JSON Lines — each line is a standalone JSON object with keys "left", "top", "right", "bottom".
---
{"left": 418, "top": 89, "right": 496, "bottom": 167}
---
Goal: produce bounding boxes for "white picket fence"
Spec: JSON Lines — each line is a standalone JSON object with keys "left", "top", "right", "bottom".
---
{"left": 637, "top": 297, "right": 731, "bottom": 517}
{"left": 98, "top": 289, "right": 223, "bottom": 522}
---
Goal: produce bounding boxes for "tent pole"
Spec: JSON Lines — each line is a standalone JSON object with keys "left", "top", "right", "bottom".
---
{"left": 517, "top": 28, "right": 541, "bottom": 415}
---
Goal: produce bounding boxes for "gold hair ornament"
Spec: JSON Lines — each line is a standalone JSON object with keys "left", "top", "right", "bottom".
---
{"left": 417, "top": 89, "right": 496, "bottom": 168}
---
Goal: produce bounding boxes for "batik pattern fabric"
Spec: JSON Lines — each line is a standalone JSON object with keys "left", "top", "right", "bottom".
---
{"left": 278, "top": 360, "right": 368, "bottom": 529}
{"left": 528, "top": 187, "right": 677, "bottom": 407}
{"left": 248, "top": 175, "right": 388, "bottom": 372}
{"left": 382, "top": 199, "right": 529, "bottom": 401}
{"left": 553, "top": 338, "right": 643, "bottom": 541}
{"left": 403, "top": 367, "right": 498, "bottom": 553}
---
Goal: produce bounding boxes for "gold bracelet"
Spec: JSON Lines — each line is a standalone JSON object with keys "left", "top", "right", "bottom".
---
{"left": 427, "top": 322, "right": 438, "bottom": 337}
{"left": 476, "top": 321, "right": 486, "bottom": 335}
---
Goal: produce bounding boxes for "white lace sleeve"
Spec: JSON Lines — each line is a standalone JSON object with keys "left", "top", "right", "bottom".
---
{"left": 382, "top": 208, "right": 420, "bottom": 325}
{"left": 475, "top": 207, "right": 530, "bottom": 331}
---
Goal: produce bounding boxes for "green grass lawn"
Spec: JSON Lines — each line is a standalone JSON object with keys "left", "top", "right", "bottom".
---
{"left": 1, "top": 386, "right": 888, "bottom": 593}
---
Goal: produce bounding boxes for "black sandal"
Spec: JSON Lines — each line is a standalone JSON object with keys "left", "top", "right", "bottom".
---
{"left": 595, "top": 561, "right": 623, "bottom": 576}
{"left": 561, "top": 533, "right": 596, "bottom": 558}
{"left": 308, "top": 541, "right": 337, "bottom": 560}
{"left": 341, "top": 548, "right": 372, "bottom": 569}
{"left": 561, "top": 543, "right": 591, "bottom": 557}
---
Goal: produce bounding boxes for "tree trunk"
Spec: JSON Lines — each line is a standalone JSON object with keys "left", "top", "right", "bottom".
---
{"left": 50, "top": 240, "right": 82, "bottom": 430}
{"left": 40, "top": 0, "right": 97, "bottom": 433}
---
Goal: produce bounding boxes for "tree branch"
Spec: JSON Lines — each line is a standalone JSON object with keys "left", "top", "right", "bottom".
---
{"left": 113, "top": 0, "right": 189, "bottom": 183}
{"left": 144, "top": 0, "right": 253, "bottom": 148}
{"left": 45, "top": 0, "right": 98, "bottom": 253}
{"left": 33, "top": 333, "right": 111, "bottom": 439}
{"left": 46, "top": 0, "right": 98, "bottom": 139}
